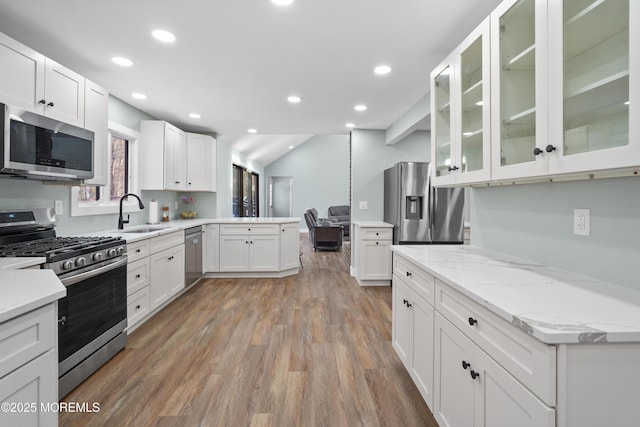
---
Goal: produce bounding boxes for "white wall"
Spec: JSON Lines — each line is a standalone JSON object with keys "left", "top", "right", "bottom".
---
{"left": 264, "top": 135, "right": 350, "bottom": 229}
{"left": 351, "top": 129, "right": 430, "bottom": 223}
{"left": 471, "top": 176, "right": 640, "bottom": 290}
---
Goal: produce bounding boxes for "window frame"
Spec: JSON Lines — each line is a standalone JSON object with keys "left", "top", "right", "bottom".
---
{"left": 70, "top": 122, "right": 140, "bottom": 217}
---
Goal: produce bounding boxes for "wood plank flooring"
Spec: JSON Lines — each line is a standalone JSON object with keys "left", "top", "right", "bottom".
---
{"left": 60, "top": 237, "right": 437, "bottom": 427}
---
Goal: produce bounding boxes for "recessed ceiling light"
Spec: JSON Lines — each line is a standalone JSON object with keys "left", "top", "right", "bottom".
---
{"left": 271, "top": 0, "right": 295, "bottom": 5}
{"left": 288, "top": 145, "right": 294, "bottom": 150}
{"left": 131, "top": 92, "right": 147, "bottom": 100}
{"left": 189, "top": 113, "right": 201, "bottom": 119}
{"left": 354, "top": 104, "right": 367, "bottom": 112}
{"left": 248, "top": 128, "right": 257, "bottom": 134}
{"left": 112, "top": 56, "right": 133, "bottom": 67}
{"left": 374, "top": 65, "right": 392, "bottom": 75}
{"left": 476, "top": 101, "right": 483, "bottom": 106}
{"left": 625, "top": 101, "right": 630, "bottom": 105}
{"left": 346, "top": 123, "right": 356, "bottom": 128}
{"left": 287, "top": 95, "right": 302, "bottom": 103}
{"left": 152, "top": 29, "right": 176, "bottom": 43}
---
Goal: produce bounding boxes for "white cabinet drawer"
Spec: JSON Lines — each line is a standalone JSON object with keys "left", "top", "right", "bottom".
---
{"left": 220, "top": 224, "right": 279, "bottom": 235}
{"left": 393, "top": 255, "right": 435, "bottom": 305}
{"left": 0, "top": 304, "right": 55, "bottom": 379}
{"left": 127, "top": 286, "right": 150, "bottom": 330}
{"left": 127, "top": 257, "right": 150, "bottom": 295}
{"left": 361, "top": 227, "right": 393, "bottom": 240}
{"left": 435, "top": 280, "right": 557, "bottom": 406}
{"left": 127, "top": 239, "right": 150, "bottom": 263}
{"left": 150, "top": 230, "right": 183, "bottom": 254}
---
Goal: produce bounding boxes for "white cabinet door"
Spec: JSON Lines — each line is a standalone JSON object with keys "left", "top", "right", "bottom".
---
{"left": 219, "top": 236, "right": 251, "bottom": 272}
{"left": 412, "top": 294, "right": 435, "bottom": 408}
{"left": 392, "top": 278, "right": 413, "bottom": 366}
{"left": 186, "top": 133, "right": 212, "bottom": 191}
{"left": 490, "top": 0, "right": 549, "bottom": 181}
{"left": 83, "top": 80, "right": 108, "bottom": 186}
{"left": 0, "top": 349, "right": 58, "bottom": 427}
{"left": 546, "top": 0, "right": 639, "bottom": 175}
{"left": 164, "top": 124, "right": 187, "bottom": 191}
{"left": 279, "top": 223, "right": 299, "bottom": 271}
{"left": 150, "top": 244, "right": 185, "bottom": 310}
{"left": 434, "top": 313, "right": 475, "bottom": 427}
{"left": 43, "top": 58, "right": 85, "bottom": 126}
{"left": 204, "top": 224, "right": 220, "bottom": 272}
{"left": 360, "top": 240, "right": 391, "bottom": 280}
{"left": 0, "top": 32, "right": 45, "bottom": 112}
{"left": 250, "top": 235, "right": 279, "bottom": 272}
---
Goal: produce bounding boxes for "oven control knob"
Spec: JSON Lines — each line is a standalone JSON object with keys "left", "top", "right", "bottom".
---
{"left": 93, "top": 253, "right": 104, "bottom": 262}
{"left": 107, "top": 248, "right": 117, "bottom": 257}
{"left": 75, "top": 257, "right": 86, "bottom": 267}
{"left": 116, "top": 247, "right": 125, "bottom": 256}
{"left": 62, "top": 260, "right": 74, "bottom": 271}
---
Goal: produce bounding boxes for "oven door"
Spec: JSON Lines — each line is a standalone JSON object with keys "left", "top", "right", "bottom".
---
{"left": 57, "top": 257, "right": 127, "bottom": 374}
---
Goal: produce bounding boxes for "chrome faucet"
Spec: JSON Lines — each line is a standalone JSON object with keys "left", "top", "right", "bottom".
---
{"left": 118, "top": 193, "right": 145, "bottom": 230}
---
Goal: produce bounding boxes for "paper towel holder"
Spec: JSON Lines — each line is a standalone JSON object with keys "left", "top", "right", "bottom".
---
{"left": 147, "top": 199, "right": 160, "bottom": 224}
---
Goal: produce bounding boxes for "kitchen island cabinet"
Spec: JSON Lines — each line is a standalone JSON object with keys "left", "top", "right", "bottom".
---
{"left": 391, "top": 244, "right": 640, "bottom": 427}
{"left": 352, "top": 221, "right": 393, "bottom": 286}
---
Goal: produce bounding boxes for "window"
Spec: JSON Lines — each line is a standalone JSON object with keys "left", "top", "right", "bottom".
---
{"left": 232, "top": 164, "right": 259, "bottom": 217}
{"left": 71, "top": 123, "right": 139, "bottom": 216}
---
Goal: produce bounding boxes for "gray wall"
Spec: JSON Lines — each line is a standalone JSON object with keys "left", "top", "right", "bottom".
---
{"left": 264, "top": 135, "right": 350, "bottom": 229}
{"left": 351, "top": 129, "right": 430, "bottom": 223}
{"left": 471, "top": 176, "right": 640, "bottom": 290}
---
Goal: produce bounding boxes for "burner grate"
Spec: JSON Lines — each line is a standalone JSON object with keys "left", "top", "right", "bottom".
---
{"left": 0, "top": 236, "right": 122, "bottom": 259}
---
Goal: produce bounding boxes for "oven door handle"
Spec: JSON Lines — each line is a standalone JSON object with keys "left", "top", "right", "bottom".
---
{"left": 60, "top": 257, "right": 128, "bottom": 287}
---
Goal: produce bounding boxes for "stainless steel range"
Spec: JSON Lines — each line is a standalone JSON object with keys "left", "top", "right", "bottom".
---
{"left": 0, "top": 208, "right": 127, "bottom": 398}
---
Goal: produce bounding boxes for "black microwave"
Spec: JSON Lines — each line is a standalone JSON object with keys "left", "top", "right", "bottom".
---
{"left": 1, "top": 103, "right": 94, "bottom": 181}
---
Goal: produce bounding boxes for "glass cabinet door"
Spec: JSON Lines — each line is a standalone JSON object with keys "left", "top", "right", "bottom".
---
{"left": 460, "top": 37, "right": 484, "bottom": 174}
{"left": 433, "top": 64, "right": 453, "bottom": 178}
{"left": 497, "top": 0, "right": 537, "bottom": 167}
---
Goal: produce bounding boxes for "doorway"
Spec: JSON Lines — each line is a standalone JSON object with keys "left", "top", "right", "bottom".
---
{"left": 268, "top": 176, "right": 293, "bottom": 217}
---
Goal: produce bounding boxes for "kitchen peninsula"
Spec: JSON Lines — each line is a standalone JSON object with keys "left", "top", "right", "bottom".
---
{"left": 391, "top": 244, "right": 640, "bottom": 427}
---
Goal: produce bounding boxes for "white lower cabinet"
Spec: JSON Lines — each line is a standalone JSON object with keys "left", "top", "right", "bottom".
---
{"left": 149, "top": 243, "right": 185, "bottom": 310}
{"left": 353, "top": 222, "right": 394, "bottom": 286}
{"left": 434, "top": 313, "right": 554, "bottom": 427}
{"left": 219, "top": 225, "right": 280, "bottom": 273}
{"left": 203, "top": 224, "right": 220, "bottom": 272}
{"left": 279, "top": 223, "right": 299, "bottom": 271}
{"left": 392, "top": 273, "right": 434, "bottom": 407}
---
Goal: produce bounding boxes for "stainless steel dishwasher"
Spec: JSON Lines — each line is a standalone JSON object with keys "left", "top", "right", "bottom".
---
{"left": 184, "top": 225, "right": 203, "bottom": 287}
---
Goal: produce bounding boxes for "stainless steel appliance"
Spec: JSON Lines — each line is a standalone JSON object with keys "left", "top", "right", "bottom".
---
{"left": 184, "top": 225, "right": 203, "bottom": 287}
{"left": 384, "top": 162, "right": 464, "bottom": 244}
{"left": 0, "top": 208, "right": 127, "bottom": 398}
{"left": 1, "top": 103, "right": 94, "bottom": 181}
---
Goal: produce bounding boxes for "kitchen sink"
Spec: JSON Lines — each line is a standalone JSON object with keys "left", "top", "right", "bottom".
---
{"left": 119, "top": 226, "right": 167, "bottom": 234}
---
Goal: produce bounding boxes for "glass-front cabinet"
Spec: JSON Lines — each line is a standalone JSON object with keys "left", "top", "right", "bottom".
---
{"left": 547, "top": 0, "right": 638, "bottom": 174}
{"left": 491, "top": 0, "right": 548, "bottom": 180}
{"left": 432, "top": 17, "right": 491, "bottom": 186}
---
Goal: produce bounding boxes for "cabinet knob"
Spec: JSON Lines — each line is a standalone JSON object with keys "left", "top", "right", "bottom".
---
{"left": 406, "top": 271, "right": 412, "bottom": 278}
{"left": 376, "top": 232, "right": 379, "bottom": 235}
{"left": 448, "top": 165, "right": 459, "bottom": 172}
{"left": 245, "top": 241, "right": 249, "bottom": 244}
{"left": 461, "top": 360, "right": 471, "bottom": 370}
{"left": 470, "top": 370, "right": 480, "bottom": 380}
{"left": 136, "top": 249, "right": 141, "bottom": 253}
{"left": 545, "top": 144, "right": 556, "bottom": 153}
{"left": 468, "top": 317, "right": 478, "bottom": 326}
{"left": 376, "top": 242, "right": 379, "bottom": 245}
{"left": 533, "top": 147, "right": 544, "bottom": 156}
{"left": 136, "top": 305, "right": 141, "bottom": 310}
{"left": 47, "top": 101, "right": 54, "bottom": 107}
{"left": 135, "top": 274, "right": 141, "bottom": 279}
{"left": 39, "top": 99, "right": 46, "bottom": 105}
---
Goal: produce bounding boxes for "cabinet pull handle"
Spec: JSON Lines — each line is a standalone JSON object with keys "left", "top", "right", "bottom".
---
{"left": 470, "top": 370, "right": 480, "bottom": 380}
{"left": 545, "top": 144, "right": 556, "bottom": 153}
{"left": 175, "top": 181, "right": 180, "bottom": 184}
{"left": 533, "top": 147, "right": 544, "bottom": 156}
{"left": 448, "top": 165, "right": 459, "bottom": 172}
{"left": 403, "top": 299, "right": 408, "bottom": 305}
{"left": 58, "top": 315, "right": 66, "bottom": 326}
{"left": 406, "top": 271, "right": 412, "bottom": 278}
{"left": 39, "top": 99, "right": 46, "bottom": 105}
{"left": 462, "top": 360, "right": 471, "bottom": 370}
{"left": 47, "top": 101, "right": 55, "bottom": 107}
{"left": 168, "top": 256, "right": 174, "bottom": 260}
{"left": 468, "top": 317, "right": 478, "bottom": 326}
{"left": 406, "top": 302, "right": 412, "bottom": 308}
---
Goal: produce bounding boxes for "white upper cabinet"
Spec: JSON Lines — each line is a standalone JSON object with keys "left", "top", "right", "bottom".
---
{"left": 432, "top": 17, "right": 492, "bottom": 186}
{"left": 546, "top": 0, "right": 637, "bottom": 175}
{"left": 83, "top": 80, "right": 108, "bottom": 186}
{"left": 186, "top": 133, "right": 216, "bottom": 192}
{"left": 0, "top": 32, "right": 84, "bottom": 127}
{"left": 490, "top": 0, "right": 548, "bottom": 181}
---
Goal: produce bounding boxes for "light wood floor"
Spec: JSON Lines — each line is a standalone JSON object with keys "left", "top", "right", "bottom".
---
{"left": 60, "top": 237, "right": 437, "bottom": 427}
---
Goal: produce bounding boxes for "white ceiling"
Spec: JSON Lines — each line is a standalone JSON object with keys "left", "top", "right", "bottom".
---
{"left": 0, "top": 0, "right": 501, "bottom": 166}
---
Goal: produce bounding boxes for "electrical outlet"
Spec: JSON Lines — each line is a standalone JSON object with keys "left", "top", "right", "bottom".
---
{"left": 359, "top": 201, "right": 368, "bottom": 210}
{"left": 574, "top": 208, "right": 590, "bottom": 236}
{"left": 55, "top": 200, "right": 63, "bottom": 215}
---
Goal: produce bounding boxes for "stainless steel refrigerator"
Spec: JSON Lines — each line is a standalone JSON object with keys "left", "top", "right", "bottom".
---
{"left": 384, "top": 162, "right": 464, "bottom": 244}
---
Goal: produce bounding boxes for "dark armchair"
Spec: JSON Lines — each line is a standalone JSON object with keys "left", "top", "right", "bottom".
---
{"left": 304, "top": 209, "right": 343, "bottom": 251}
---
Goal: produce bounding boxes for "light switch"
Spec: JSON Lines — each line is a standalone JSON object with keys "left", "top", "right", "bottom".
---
{"left": 359, "top": 201, "right": 368, "bottom": 210}
{"left": 55, "top": 200, "right": 63, "bottom": 215}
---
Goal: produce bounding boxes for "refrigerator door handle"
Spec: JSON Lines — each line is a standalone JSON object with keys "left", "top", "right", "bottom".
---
{"left": 426, "top": 170, "right": 434, "bottom": 242}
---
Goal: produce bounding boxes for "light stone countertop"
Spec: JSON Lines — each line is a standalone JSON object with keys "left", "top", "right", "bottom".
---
{"left": 391, "top": 244, "right": 640, "bottom": 344}
{"left": 0, "top": 269, "right": 66, "bottom": 324}
{"left": 352, "top": 221, "right": 394, "bottom": 227}
{"left": 0, "top": 257, "right": 46, "bottom": 270}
